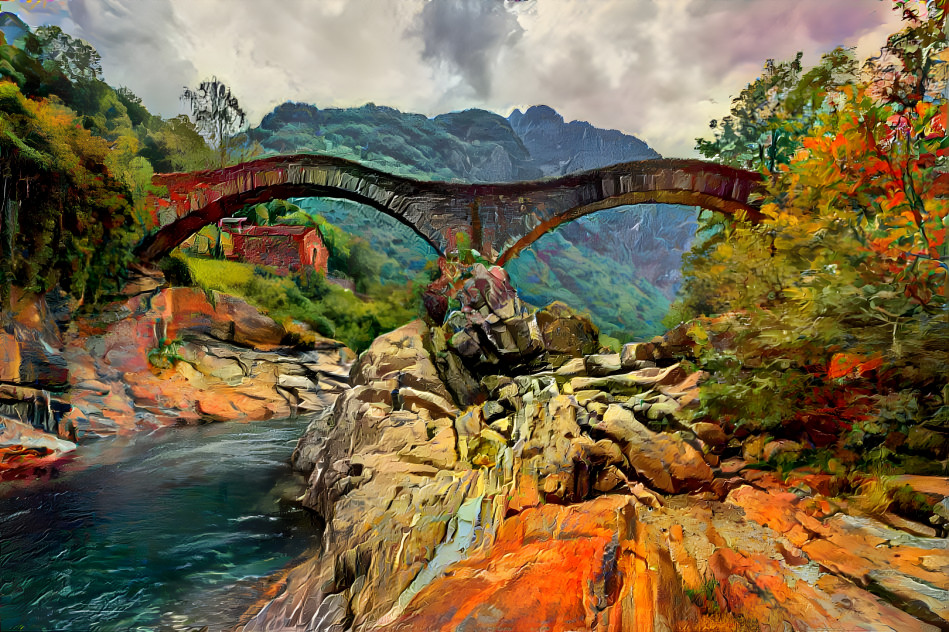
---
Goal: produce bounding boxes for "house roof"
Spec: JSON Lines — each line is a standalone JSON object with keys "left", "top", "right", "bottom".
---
{"left": 225, "top": 225, "right": 317, "bottom": 237}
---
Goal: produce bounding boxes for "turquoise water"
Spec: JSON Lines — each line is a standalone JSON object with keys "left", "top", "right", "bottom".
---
{"left": 0, "top": 419, "right": 321, "bottom": 631}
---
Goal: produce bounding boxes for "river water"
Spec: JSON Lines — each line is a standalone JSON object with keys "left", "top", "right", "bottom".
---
{"left": 0, "top": 418, "right": 321, "bottom": 632}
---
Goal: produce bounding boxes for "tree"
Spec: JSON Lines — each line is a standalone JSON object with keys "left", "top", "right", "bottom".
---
{"left": 181, "top": 77, "right": 247, "bottom": 167}
{"left": 673, "top": 2, "right": 948, "bottom": 456}
{"left": 696, "top": 48, "right": 860, "bottom": 172}
{"left": 0, "top": 82, "right": 136, "bottom": 306}
{"left": 32, "top": 25, "right": 102, "bottom": 82}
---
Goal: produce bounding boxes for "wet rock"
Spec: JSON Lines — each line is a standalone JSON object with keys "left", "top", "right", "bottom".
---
{"left": 0, "top": 293, "right": 69, "bottom": 390}
{"left": 0, "top": 416, "right": 76, "bottom": 477}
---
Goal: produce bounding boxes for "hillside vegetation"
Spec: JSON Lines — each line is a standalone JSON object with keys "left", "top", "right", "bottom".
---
{"left": 673, "top": 8, "right": 947, "bottom": 474}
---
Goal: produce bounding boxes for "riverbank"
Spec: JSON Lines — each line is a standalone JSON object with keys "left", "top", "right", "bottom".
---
{"left": 0, "top": 280, "right": 355, "bottom": 479}
{"left": 243, "top": 264, "right": 949, "bottom": 632}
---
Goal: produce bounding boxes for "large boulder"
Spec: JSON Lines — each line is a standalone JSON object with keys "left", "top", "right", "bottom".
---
{"left": 442, "top": 265, "right": 545, "bottom": 374}
{"left": 595, "top": 404, "right": 712, "bottom": 493}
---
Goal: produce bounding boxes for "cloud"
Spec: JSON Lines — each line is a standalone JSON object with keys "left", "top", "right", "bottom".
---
{"left": 7, "top": 0, "right": 908, "bottom": 159}
{"left": 15, "top": 0, "right": 199, "bottom": 115}
{"left": 411, "top": 0, "right": 524, "bottom": 98}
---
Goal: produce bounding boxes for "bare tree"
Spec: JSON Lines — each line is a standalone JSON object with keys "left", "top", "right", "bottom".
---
{"left": 181, "top": 77, "right": 247, "bottom": 167}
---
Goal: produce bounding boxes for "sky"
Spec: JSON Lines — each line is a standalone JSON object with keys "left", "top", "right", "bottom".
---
{"left": 8, "top": 0, "right": 909, "bottom": 158}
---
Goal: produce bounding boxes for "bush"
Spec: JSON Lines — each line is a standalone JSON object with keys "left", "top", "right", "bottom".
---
{"left": 158, "top": 252, "right": 194, "bottom": 287}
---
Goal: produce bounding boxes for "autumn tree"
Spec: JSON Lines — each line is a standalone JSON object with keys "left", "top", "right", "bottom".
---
{"left": 675, "top": 2, "right": 948, "bottom": 459}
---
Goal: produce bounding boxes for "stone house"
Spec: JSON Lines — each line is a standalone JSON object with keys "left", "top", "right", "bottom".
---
{"left": 225, "top": 225, "right": 329, "bottom": 275}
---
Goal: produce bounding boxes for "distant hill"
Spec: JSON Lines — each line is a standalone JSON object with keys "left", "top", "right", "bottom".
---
{"left": 249, "top": 102, "right": 541, "bottom": 182}
{"left": 247, "top": 102, "right": 698, "bottom": 340}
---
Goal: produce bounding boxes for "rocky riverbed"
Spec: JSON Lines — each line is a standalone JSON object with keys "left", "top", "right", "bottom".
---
{"left": 2, "top": 264, "right": 947, "bottom": 631}
{"left": 242, "top": 264, "right": 949, "bottom": 632}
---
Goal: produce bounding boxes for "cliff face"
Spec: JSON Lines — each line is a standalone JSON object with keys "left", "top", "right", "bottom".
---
{"left": 242, "top": 266, "right": 949, "bottom": 632}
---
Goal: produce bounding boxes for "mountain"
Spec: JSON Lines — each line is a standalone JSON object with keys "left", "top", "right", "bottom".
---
{"left": 247, "top": 102, "right": 698, "bottom": 340}
{"left": 249, "top": 102, "right": 541, "bottom": 182}
{"left": 508, "top": 105, "right": 660, "bottom": 176}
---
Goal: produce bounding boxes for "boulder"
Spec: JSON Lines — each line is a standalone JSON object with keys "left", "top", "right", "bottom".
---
{"left": 570, "top": 363, "right": 687, "bottom": 394}
{"left": 441, "top": 265, "right": 545, "bottom": 374}
{"left": 534, "top": 301, "right": 599, "bottom": 365}
{"left": 620, "top": 341, "right": 656, "bottom": 366}
{"left": 596, "top": 404, "right": 712, "bottom": 493}
{"left": 584, "top": 353, "right": 622, "bottom": 376}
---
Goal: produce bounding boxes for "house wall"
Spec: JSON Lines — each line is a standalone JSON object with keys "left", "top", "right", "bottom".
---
{"left": 229, "top": 229, "right": 329, "bottom": 275}
{"left": 302, "top": 230, "right": 329, "bottom": 273}
{"left": 231, "top": 234, "right": 300, "bottom": 273}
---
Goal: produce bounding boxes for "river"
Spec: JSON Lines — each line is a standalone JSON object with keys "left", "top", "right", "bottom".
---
{"left": 0, "top": 418, "right": 321, "bottom": 632}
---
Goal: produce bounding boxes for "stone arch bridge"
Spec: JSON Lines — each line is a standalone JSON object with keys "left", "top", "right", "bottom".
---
{"left": 136, "top": 154, "right": 765, "bottom": 265}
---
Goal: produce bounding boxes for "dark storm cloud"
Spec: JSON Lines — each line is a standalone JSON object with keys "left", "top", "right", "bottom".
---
{"left": 413, "top": 0, "right": 525, "bottom": 98}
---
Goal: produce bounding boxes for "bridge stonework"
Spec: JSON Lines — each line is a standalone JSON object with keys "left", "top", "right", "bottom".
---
{"left": 136, "top": 154, "right": 764, "bottom": 264}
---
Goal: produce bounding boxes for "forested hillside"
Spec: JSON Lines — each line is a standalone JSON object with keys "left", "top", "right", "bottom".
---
{"left": 0, "top": 15, "right": 216, "bottom": 306}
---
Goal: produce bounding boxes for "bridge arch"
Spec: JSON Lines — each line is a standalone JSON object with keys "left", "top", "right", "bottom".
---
{"left": 136, "top": 154, "right": 764, "bottom": 264}
{"left": 495, "top": 189, "right": 762, "bottom": 266}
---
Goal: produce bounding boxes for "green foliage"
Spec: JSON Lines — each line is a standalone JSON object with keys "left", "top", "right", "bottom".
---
{"left": 696, "top": 47, "right": 859, "bottom": 171}
{"left": 598, "top": 333, "right": 622, "bottom": 353}
{"left": 147, "top": 337, "right": 185, "bottom": 369}
{"left": 0, "top": 81, "right": 137, "bottom": 304}
{"left": 158, "top": 252, "right": 195, "bottom": 287}
{"left": 182, "top": 255, "right": 418, "bottom": 352}
{"left": 0, "top": 23, "right": 218, "bottom": 310}
{"left": 684, "top": 577, "right": 720, "bottom": 613}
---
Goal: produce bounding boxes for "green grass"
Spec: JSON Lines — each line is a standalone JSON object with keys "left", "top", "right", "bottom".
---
{"left": 181, "top": 255, "right": 419, "bottom": 352}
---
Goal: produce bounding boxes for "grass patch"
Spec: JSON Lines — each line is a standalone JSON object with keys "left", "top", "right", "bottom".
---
{"left": 181, "top": 255, "right": 419, "bottom": 352}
